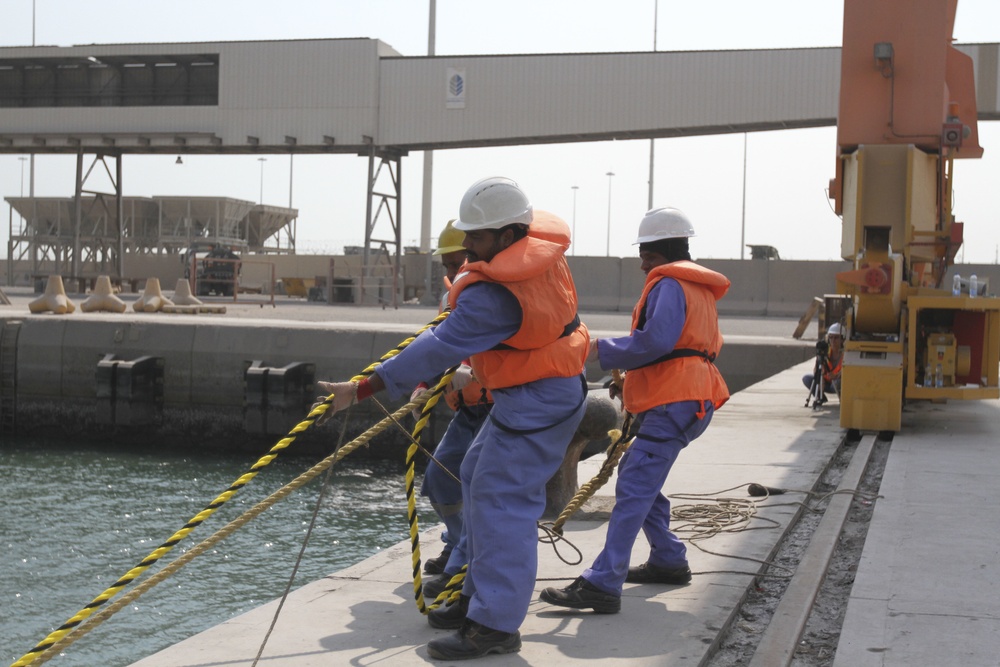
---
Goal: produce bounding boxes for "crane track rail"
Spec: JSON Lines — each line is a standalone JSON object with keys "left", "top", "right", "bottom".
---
{"left": 708, "top": 432, "right": 890, "bottom": 667}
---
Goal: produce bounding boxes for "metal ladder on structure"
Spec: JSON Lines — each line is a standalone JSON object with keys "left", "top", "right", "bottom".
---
{"left": 0, "top": 321, "right": 20, "bottom": 434}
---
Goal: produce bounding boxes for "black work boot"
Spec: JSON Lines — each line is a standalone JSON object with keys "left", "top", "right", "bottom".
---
{"left": 423, "top": 571, "right": 461, "bottom": 599}
{"left": 426, "top": 619, "right": 521, "bottom": 660}
{"left": 625, "top": 562, "right": 692, "bottom": 585}
{"left": 423, "top": 548, "right": 453, "bottom": 575}
{"left": 539, "top": 576, "right": 621, "bottom": 613}
{"left": 427, "top": 594, "right": 469, "bottom": 629}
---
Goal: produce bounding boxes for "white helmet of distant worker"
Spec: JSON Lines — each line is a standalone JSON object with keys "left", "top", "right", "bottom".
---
{"left": 453, "top": 176, "right": 533, "bottom": 231}
{"left": 827, "top": 322, "right": 845, "bottom": 338}
{"left": 634, "top": 207, "right": 696, "bottom": 244}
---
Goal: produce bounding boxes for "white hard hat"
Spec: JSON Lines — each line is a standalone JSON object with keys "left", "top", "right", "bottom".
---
{"left": 453, "top": 177, "right": 533, "bottom": 231}
{"left": 634, "top": 207, "right": 696, "bottom": 244}
{"left": 827, "top": 323, "right": 844, "bottom": 337}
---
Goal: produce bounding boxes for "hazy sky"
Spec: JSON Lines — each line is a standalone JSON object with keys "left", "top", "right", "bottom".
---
{"left": 2, "top": 0, "right": 999, "bottom": 262}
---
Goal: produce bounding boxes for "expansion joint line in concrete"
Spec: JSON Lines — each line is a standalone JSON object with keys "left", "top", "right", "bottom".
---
{"left": 11, "top": 312, "right": 450, "bottom": 667}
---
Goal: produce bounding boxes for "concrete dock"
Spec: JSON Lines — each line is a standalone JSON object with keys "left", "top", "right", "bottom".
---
{"left": 127, "top": 360, "right": 844, "bottom": 666}
{"left": 6, "top": 291, "right": 999, "bottom": 665}
{"left": 0, "top": 288, "right": 813, "bottom": 452}
{"left": 833, "top": 397, "right": 1000, "bottom": 667}
{"left": 123, "top": 360, "right": 1000, "bottom": 666}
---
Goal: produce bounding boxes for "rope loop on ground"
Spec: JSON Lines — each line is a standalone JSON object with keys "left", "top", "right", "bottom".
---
{"left": 667, "top": 482, "right": 881, "bottom": 579}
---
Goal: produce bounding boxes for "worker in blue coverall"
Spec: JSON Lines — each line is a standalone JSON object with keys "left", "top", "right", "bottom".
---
{"left": 316, "top": 176, "right": 589, "bottom": 660}
{"left": 415, "top": 220, "right": 493, "bottom": 597}
{"left": 540, "top": 207, "right": 730, "bottom": 614}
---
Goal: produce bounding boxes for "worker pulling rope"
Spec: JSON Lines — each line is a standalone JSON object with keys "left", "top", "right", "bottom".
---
{"left": 12, "top": 312, "right": 449, "bottom": 667}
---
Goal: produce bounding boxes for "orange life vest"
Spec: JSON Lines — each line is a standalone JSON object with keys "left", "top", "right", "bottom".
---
{"left": 447, "top": 211, "right": 588, "bottom": 390}
{"left": 622, "top": 261, "right": 731, "bottom": 415}
{"left": 823, "top": 352, "right": 843, "bottom": 383}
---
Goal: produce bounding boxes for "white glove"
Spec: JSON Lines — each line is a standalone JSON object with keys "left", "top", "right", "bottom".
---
{"left": 312, "top": 380, "right": 357, "bottom": 425}
{"left": 448, "top": 364, "right": 474, "bottom": 392}
{"left": 409, "top": 386, "right": 427, "bottom": 421}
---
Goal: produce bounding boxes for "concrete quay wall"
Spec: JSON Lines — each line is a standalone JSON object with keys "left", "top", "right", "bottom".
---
{"left": 0, "top": 311, "right": 812, "bottom": 454}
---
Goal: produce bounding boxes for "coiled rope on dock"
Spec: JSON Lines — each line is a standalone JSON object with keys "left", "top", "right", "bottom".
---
{"left": 12, "top": 312, "right": 449, "bottom": 667}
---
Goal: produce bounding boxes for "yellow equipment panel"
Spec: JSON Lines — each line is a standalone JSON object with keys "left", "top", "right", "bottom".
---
{"left": 840, "top": 342, "right": 903, "bottom": 432}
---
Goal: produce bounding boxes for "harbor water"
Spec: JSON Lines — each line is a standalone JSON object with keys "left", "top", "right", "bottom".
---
{"left": 1, "top": 436, "right": 436, "bottom": 666}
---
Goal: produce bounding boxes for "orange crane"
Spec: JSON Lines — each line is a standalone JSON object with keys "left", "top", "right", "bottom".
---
{"left": 830, "top": 0, "right": 1000, "bottom": 431}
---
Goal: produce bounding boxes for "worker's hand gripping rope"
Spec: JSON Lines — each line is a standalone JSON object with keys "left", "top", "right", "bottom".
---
{"left": 313, "top": 380, "right": 359, "bottom": 423}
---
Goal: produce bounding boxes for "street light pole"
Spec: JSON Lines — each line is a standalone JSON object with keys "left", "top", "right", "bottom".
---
{"left": 605, "top": 171, "right": 615, "bottom": 257}
{"left": 18, "top": 157, "right": 27, "bottom": 196}
{"left": 648, "top": 0, "right": 658, "bottom": 210}
{"left": 257, "top": 157, "right": 267, "bottom": 205}
{"left": 571, "top": 185, "right": 579, "bottom": 256}
{"left": 740, "top": 133, "right": 747, "bottom": 260}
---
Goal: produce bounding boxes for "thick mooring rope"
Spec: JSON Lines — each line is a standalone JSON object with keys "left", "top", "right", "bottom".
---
{"left": 392, "top": 368, "right": 462, "bottom": 613}
{"left": 12, "top": 312, "right": 448, "bottom": 667}
{"left": 544, "top": 413, "right": 634, "bottom": 537}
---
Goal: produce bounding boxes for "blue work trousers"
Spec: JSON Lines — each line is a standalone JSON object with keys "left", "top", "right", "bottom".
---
{"left": 584, "top": 400, "right": 713, "bottom": 596}
{"left": 420, "top": 403, "right": 490, "bottom": 568}
{"left": 461, "top": 375, "right": 587, "bottom": 634}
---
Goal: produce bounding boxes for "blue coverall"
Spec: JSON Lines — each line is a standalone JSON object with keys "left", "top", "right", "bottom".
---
{"left": 582, "top": 277, "right": 714, "bottom": 596}
{"left": 377, "top": 282, "right": 587, "bottom": 633}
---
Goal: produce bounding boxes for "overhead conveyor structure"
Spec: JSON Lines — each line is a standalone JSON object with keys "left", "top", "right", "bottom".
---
{"left": 2, "top": 38, "right": 999, "bottom": 299}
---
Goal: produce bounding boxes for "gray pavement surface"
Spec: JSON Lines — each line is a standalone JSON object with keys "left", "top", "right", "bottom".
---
{"left": 833, "top": 398, "right": 1000, "bottom": 667}
{"left": 129, "top": 360, "right": 847, "bottom": 666}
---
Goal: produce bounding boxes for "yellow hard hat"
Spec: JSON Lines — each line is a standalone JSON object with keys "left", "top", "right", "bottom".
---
{"left": 433, "top": 220, "right": 466, "bottom": 255}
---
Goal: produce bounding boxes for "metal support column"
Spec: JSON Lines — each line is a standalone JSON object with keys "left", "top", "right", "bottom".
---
{"left": 362, "top": 144, "right": 404, "bottom": 308}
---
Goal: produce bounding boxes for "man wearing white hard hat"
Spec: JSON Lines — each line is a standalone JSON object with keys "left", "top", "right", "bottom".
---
{"left": 541, "top": 207, "right": 730, "bottom": 615}
{"left": 315, "top": 177, "right": 588, "bottom": 659}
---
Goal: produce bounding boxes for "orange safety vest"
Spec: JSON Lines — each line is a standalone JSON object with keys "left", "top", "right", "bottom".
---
{"left": 622, "top": 261, "right": 731, "bottom": 415}
{"left": 823, "top": 353, "right": 843, "bottom": 383}
{"left": 447, "top": 210, "right": 589, "bottom": 390}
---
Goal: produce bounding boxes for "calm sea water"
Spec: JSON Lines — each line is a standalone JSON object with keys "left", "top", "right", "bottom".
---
{"left": 0, "top": 437, "right": 436, "bottom": 666}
